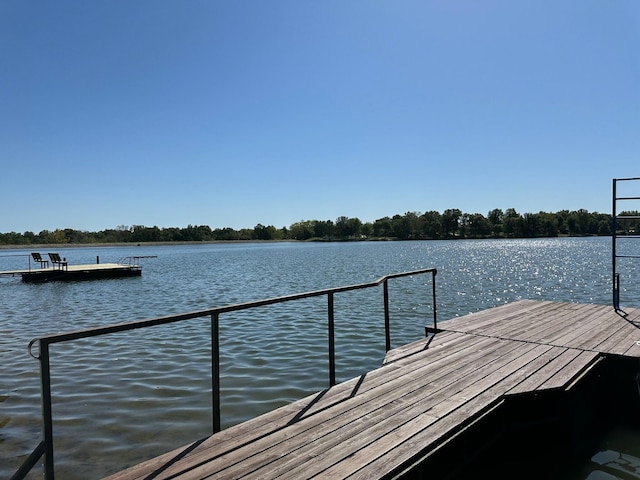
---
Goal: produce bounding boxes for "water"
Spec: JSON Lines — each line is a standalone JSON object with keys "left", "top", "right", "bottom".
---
{"left": 1, "top": 238, "right": 639, "bottom": 479}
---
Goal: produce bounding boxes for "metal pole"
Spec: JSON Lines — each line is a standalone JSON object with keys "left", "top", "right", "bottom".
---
{"left": 328, "top": 293, "right": 336, "bottom": 387}
{"left": 211, "top": 313, "right": 221, "bottom": 433}
{"left": 40, "top": 341, "right": 55, "bottom": 479}
{"left": 612, "top": 178, "right": 618, "bottom": 309}
{"left": 383, "top": 279, "right": 391, "bottom": 352}
{"left": 10, "top": 440, "right": 45, "bottom": 480}
{"left": 432, "top": 270, "right": 437, "bottom": 331}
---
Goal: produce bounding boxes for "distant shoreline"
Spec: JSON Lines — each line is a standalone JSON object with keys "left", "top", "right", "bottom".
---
{"left": 0, "top": 234, "right": 611, "bottom": 251}
{"left": 0, "top": 240, "right": 288, "bottom": 250}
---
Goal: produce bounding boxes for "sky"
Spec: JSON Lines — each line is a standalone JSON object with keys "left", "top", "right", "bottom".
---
{"left": 2, "top": 1, "right": 639, "bottom": 233}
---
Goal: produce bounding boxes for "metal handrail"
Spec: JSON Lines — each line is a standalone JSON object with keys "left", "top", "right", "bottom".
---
{"left": 117, "top": 255, "right": 157, "bottom": 266}
{"left": 17, "top": 268, "right": 437, "bottom": 479}
{"left": 0, "top": 253, "right": 33, "bottom": 272}
{"left": 10, "top": 441, "right": 45, "bottom": 480}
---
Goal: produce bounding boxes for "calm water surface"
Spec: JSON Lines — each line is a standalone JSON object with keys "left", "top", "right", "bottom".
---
{"left": 1, "top": 238, "right": 639, "bottom": 479}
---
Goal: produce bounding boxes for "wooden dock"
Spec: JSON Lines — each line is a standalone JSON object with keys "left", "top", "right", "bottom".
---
{"left": 0, "top": 263, "right": 142, "bottom": 282}
{"left": 103, "top": 300, "right": 640, "bottom": 479}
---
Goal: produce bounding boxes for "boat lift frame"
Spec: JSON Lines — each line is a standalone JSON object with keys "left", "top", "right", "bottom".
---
{"left": 612, "top": 177, "right": 640, "bottom": 311}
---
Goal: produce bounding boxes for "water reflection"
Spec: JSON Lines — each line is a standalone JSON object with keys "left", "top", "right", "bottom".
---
{"left": 567, "top": 426, "right": 640, "bottom": 479}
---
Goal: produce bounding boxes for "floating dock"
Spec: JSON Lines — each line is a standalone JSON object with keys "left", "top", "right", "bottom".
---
{"left": 20, "top": 263, "right": 141, "bottom": 282}
{"left": 0, "top": 256, "right": 153, "bottom": 282}
{"left": 102, "top": 300, "right": 640, "bottom": 479}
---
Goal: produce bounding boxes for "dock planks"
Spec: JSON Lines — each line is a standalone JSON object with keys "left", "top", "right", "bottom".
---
{"left": 103, "top": 300, "right": 640, "bottom": 479}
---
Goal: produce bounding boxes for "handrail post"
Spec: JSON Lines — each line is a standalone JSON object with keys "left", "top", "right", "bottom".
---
{"left": 432, "top": 270, "right": 437, "bottom": 330}
{"left": 383, "top": 279, "right": 391, "bottom": 352}
{"left": 613, "top": 178, "right": 618, "bottom": 309}
{"left": 40, "top": 341, "right": 55, "bottom": 479}
{"left": 327, "top": 293, "right": 336, "bottom": 387}
{"left": 211, "top": 313, "right": 221, "bottom": 433}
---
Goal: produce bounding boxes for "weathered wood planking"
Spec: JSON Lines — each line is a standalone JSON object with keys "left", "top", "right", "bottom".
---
{"left": 103, "top": 300, "right": 640, "bottom": 480}
{"left": 441, "top": 301, "right": 640, "bottom": 356}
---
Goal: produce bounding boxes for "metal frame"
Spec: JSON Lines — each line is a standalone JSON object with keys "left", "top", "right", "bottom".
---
{"left": 612, "top": 177, "right": 640, "bottom": 311}
{"left": 15, "top": 268, "right": 437, "bottom": 479}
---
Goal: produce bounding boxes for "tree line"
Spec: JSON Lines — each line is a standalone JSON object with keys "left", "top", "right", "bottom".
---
{"left": 1, "top": 208, "right": 638, "bottom": 246}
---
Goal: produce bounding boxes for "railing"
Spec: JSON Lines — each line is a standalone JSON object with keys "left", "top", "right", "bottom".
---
{"left": 0, "top": 253, "right": 33, "bottom": 274}
{"left": 117, "top": 255, "right": 157, "bottom": 266}
{"left": 14, "top": 268, "right": 437, "bottom": 480}
{"left": 612, "top": 177, "right": 640, "bottom": 311}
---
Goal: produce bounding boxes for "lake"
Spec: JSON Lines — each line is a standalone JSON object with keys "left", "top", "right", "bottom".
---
{"left": 2, "top": 237, "right": 639, "bottom": 479}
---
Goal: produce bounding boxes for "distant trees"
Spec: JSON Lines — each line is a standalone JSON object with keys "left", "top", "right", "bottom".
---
{"left": 252, "top": 224, "right": 281, "bottom": 240}
{"left": 372, "top": 217, "right": 392, "bottom": 237}
{"left": 335, "top": 216, "right": 363, "bottom": 239}
{"left": 289, "top": 220, "right": 316, "bottom": 240}
{"left": 441, "top": 209, "right": 462, "bottom": 238}
{"left": 487, "top": 209, "right": 504, "bottom": 237}
{"left": 421, "top": 211, "right": 441, "bottom": 238}
{"left": 0, "top": 208, "right": 632, "bottom": 246}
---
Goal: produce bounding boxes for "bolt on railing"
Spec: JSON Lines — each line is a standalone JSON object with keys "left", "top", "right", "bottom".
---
{"left": 17, "top": 268, "right": 436, "bottom": 480}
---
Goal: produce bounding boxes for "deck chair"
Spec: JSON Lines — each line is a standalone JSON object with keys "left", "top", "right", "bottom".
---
{"left": 48, "top": 252, "right": 68, "bottom": 271}
{"left": 31, "top": 252, "right": 49, "bottom": 268}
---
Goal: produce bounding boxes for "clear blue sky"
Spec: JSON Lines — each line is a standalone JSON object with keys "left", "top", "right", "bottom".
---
{"left": 2, "top": 1, "right": 639, "bottom": 233}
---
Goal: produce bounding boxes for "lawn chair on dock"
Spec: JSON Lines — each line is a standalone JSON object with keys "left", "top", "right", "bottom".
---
{"left": 31, "top": 252, "right": 49, "bottom": 268}
{"left": 48, "top": 253, "right": 68, "bottom": 271}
